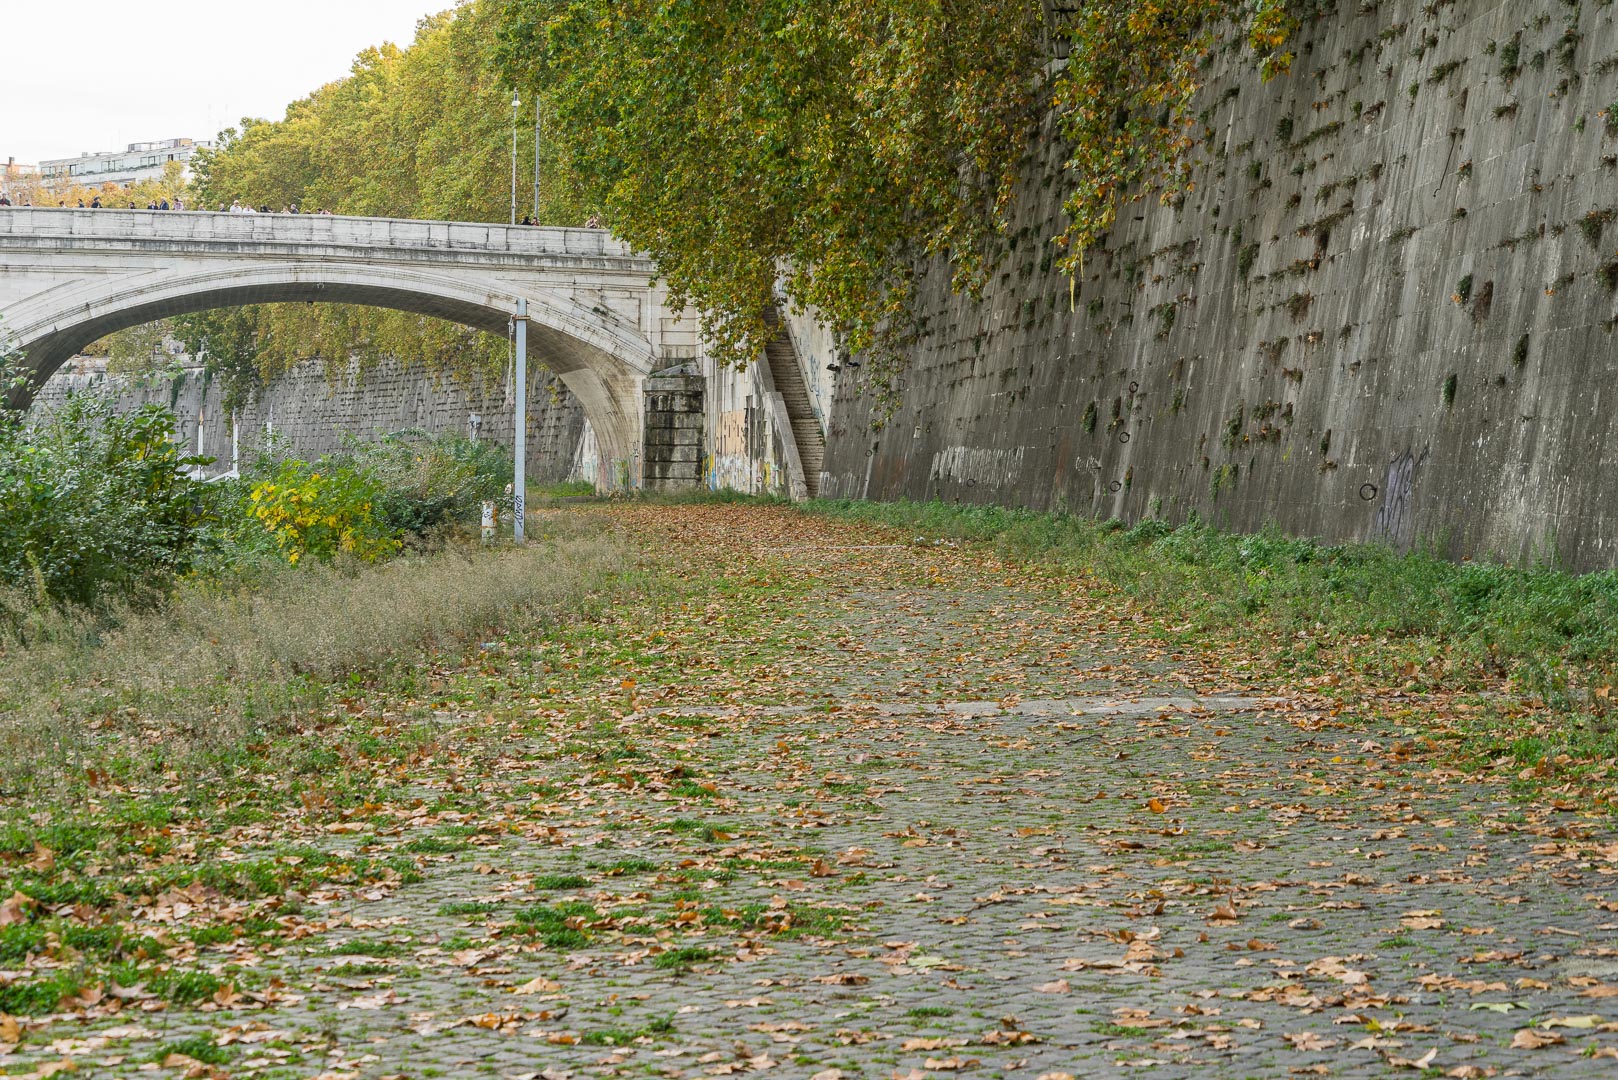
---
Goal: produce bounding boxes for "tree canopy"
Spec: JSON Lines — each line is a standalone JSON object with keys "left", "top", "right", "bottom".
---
{"left": 82, "top": 0, "right": 1299, "bottom": 397}
{"left": 493, "top": 0, "right": 1298, "bottom": 380}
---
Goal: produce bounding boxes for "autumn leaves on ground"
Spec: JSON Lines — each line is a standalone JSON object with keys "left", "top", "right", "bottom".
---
{"left": 3, "top": 502, "right": 1618, "bottom": 1079}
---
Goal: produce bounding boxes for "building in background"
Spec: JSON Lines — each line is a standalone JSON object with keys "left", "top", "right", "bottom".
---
{"left": 39, "top": 138, "right": 213, "bottom": 189}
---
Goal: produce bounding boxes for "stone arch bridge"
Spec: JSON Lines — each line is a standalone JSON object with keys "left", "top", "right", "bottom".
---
{"left": 0, "top": 208, "right": 716, "bottom": 487}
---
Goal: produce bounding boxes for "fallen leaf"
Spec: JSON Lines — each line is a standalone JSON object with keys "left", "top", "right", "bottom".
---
{"left": 513, "top": 977, "right": 562, "bottom": 995}
{"left": 1386, "top": 1048, "right": 1438, "bottom": 1070}
{"left": 1510, "top": 1029, "right": 1563, "bottom": 1049}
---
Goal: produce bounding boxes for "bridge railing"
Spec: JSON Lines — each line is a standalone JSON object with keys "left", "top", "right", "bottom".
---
{"left": 0, "top": 206, "right": 642, "bottom": 260}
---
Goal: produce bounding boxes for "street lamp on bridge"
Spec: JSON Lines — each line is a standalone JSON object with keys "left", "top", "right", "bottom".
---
{"left": 510, "top": 91, "right": 521, "bottom": 226}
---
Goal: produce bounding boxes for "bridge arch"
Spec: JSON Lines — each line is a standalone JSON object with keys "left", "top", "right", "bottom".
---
{"left": 7, "top": 262, "right": 652, "bottom": 479}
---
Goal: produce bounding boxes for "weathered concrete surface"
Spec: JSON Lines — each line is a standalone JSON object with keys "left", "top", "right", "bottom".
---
{"left": 0, "top": 209, "right": 699, "bottom": 483}
{"left": 33, "top": 355, "right": 591, "bottom": 485}
{"left": 821, "top": 0, "right": 1618, "bottom": 571}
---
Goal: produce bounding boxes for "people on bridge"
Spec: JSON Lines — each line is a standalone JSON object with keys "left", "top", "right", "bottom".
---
{"left": 90, "top": 196, "right": 101, "bottom": 208}
{"left": 521, "top": 215, "right": 534, "bottom": 226}
{"left": 0, "top": 194, "right": 10, "bottom": 206}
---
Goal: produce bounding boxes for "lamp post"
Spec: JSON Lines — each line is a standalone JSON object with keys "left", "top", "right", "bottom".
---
{"left": 512, "top": 297, "right": 528, "bottom": 543}
{"left": 510, "top": 91, "right": 520, "bottom": 226}
{"left": 532, "top": 104, "right": 541, "bottom": 224}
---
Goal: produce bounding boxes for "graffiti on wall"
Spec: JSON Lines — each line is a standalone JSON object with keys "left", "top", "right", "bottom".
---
{"left": 1373, "top": 448, "right": 1426, "bottom": 549}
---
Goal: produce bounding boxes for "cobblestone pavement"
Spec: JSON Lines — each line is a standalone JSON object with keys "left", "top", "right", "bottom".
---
{"left": 7, "top": 506, "right": 1618, "bottom": 1078}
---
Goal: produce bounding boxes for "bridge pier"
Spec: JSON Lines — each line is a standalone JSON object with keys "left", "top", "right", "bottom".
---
{"left": 642, "top": 363, "right": 705, "bottom": 493}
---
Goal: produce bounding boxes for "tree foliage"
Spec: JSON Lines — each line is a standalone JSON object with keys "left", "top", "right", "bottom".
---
{"left": 1052, "top": 0, "right": 1296, "bottom": 266}
{"left": 184, "top": 1, "right": 577, "bottom": 389}
{"left": 496, "top": 0, "right": 1046, "bottom": 379}
{"left": 0, "top": 392, "right": 212, "bottom": 612}
{"left": 493, "top": 0, "right": 1299, "bottom": 378}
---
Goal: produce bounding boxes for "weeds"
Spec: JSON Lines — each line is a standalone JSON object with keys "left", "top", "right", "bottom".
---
{"left": 0, "top": 514, "right": 635, "bottom": 792}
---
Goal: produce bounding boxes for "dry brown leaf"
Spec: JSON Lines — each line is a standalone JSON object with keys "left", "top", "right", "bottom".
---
{"left": 1510, "top": 1029, "right": 1564, "bottom": 1049}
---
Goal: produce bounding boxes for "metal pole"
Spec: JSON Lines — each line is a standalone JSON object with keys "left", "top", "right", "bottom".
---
{"left": 513, "top": 297, "right": 528, "bottom": 543}
{"left": 510, "top": 92, "right": 520, "bottom": 226}
{"left": 533, "top": 111, "right": 541, "bottom": 223}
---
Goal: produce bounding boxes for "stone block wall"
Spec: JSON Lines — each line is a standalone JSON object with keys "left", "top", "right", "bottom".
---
{"left": 819, "top": 0, "right": 1618, "bottom": 571}
{"left": 34, "top": 354, "right": 588, "bottom": 483}
{"left": 643, "top": 363, "right": 706, "bottom": 491}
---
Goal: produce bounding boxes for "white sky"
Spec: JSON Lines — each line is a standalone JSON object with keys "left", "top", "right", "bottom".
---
{"left": 2, "top": 1, "right": 449, "bottom": 165}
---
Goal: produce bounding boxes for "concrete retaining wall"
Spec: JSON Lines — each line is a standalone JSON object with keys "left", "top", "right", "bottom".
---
{"left": 818, "top": 0, "right": 1618, "bottom": 571}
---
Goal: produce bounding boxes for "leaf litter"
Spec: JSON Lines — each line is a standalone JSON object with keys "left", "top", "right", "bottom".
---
{"left": 0, "top": 503, "right": 1615, "bottom": 1075}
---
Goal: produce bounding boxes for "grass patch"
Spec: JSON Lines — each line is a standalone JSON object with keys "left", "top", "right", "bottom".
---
{"left": 0, "top": 515, "right": 634, "bottom": 795}
{"left": 512, "top": 900, "right": 599, "bottom": 950}
{"left": 594, "top": 856, "right": 659, "bottom": 875}
{"left": 152, "top": 1035, "right": 232, "bottom": 1066}
{"left": 327, "top": 939, "right": 407, "bottom": 957}
{"left": 653, "top": 945, "right": 718, "bottom": 972}
{"left": 532, "top": 872, "right": 591, "bottom": 890}
{"left": 440, "top": 900, "right": 505, "bottom": 917}
{"left": 401, "top": 836, "right": 469, "bottom": 855}
{"left": 579, "top": 1015, "right": 675, "bottom": 1045}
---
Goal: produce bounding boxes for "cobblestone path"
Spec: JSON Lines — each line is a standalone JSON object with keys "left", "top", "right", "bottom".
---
{"left": 6, "top": 505, "right": 1618, "bottom": 1078}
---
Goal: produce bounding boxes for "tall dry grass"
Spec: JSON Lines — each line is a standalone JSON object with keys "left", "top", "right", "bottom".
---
{"left": 0, "top": 513, "right": 636, "bottom": 791}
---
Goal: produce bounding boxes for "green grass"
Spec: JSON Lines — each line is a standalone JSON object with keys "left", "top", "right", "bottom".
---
{"left": 594, "top": 856, "right": 659, "bottom": 875}
{"left": 531, "top": 872, "right": 590, "bottom": 890}
{"left": 439, "top": 900, "right": 504, "bottom": 917}
{"left": 152, "top": 1035, "right": 232, "bottom": 1066}
{"left": 652, "top": 945, "right": 718, "bottom": 972}
{"left": 578, "top": 1015, "right": 675, "bottom": 1045}
{"left": 327, "top": 938, "right": 407, "bottom": 956}
{"left": 512, "top": 900, "right": 598, "bottom": 950}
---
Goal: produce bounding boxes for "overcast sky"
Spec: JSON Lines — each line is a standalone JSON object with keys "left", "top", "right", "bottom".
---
{"left": 3, "top": 1, "right": 449, "bottom": 165}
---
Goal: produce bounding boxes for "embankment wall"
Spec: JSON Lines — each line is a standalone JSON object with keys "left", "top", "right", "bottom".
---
{"left": 34, "top": 355, "right": 589, "bottom": 482}
{"left": 819, "top": 0, "right": 1618, "bottom": 570}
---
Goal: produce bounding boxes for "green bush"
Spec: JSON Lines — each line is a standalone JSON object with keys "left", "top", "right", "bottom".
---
{"left": 338, "top": 431, "right": 514, "bottom": 538}
{"left": 0, "top": 392, "right": 212, "bottom": 612}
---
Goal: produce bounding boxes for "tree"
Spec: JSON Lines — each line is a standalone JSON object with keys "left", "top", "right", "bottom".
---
{"left": 496, "top": 0, "right": 1046, "bottom": 383}
{"left": 187, "top": 1, "right": 569, "bottom": 384}
{"left": 492, "top": 0, "right": 1300, "bottom": 384}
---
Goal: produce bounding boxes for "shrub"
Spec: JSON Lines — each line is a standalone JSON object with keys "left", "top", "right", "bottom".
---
{"left": 338, "top": 430, "right": 513, "bottom": 537}
{"left": 0, "top": 392, "right": 212, "bottom": 612}
{"left": 247, "top": 459, "right": 400, "bottom": 565}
